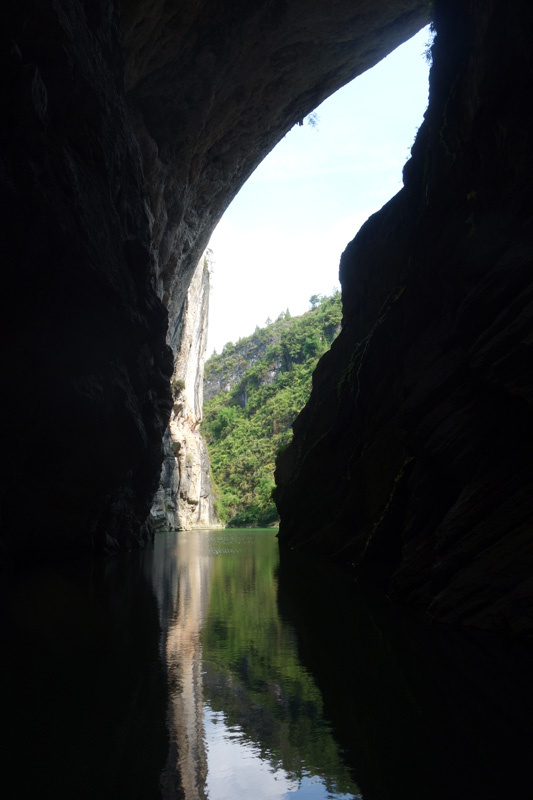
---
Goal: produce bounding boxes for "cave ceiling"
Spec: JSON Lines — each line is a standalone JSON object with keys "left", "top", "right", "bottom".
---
{"left": 120, "top": 0, "right": 428, "bottom": 309}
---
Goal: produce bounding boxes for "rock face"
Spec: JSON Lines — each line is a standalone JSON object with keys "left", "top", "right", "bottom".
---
{"left": 151, "top": 255, "right": 219, "bottom": 530}
{"left": 275, "top": 0, "right": 533, "bottom": 633}
{"left": 1, "top": 0, "right": 427, "bottom": 565}
{"left": 121, "top": 0, "right": 427, "bottom": 329}
{"left": 204, "top": 328, "right": 286, "bottom": 406}
{"left": 0, "top": 2, "right": 174, "bottom": 564}
{"left": 203, "top": 305, "right": 340, "bottom": 406}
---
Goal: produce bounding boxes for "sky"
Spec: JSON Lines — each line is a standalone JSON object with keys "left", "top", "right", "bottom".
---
{"left": 206, "top": 26, "right": 433, "bottom": 356}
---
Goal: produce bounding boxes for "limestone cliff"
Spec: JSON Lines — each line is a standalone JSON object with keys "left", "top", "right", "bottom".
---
{"left": 154, "top": 532, "right": 212, "bottom": 798}
{"left": 203, "top": 305, "right": 340, "bottom": 406}
{"left": 151, "top": 255, "right": 219, "bottom": 530}
{"left": 203, "top": 326, "right": 286, "bottom": 406}
{"left": 275, "top": 0, "right": 533, "bottom": 634}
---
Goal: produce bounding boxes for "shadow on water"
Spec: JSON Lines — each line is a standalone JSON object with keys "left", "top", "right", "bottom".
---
{"left": 277, "top": 544, "right": 533, "bottom": 800}
{"left": 0, "top": 550, "right": 169, "bottom": 800}
{"left": 3, "top": 531, "right": 532, "bottom": 800}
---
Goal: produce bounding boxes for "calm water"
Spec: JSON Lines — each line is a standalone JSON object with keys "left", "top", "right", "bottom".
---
{"left": 155, "top": 529, "right": 360, "bottom": 800}
{"left": 2, "top": 528, "right": 533, "bottom": 799}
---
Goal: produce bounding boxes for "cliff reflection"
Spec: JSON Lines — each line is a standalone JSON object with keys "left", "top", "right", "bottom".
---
{"left": 153, "top": 529, "right": 361, "bottom": 800}
{"left": 154, "top": 532, "right": 212, "bottom": 800}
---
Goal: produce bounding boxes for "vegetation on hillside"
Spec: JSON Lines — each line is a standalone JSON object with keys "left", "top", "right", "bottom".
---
{"left": 202, "top": 291, "right": 342, "bottom": 526}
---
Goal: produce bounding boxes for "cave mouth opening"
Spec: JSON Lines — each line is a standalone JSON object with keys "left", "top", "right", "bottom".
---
{"left": 1, "top": 1, "right": 434, "bottom": 559}
{"left": 196, "top": 25, "right": 433, "bottom": 530}
{"left": 205, "top": 24, "right": 434, "bottom": 358}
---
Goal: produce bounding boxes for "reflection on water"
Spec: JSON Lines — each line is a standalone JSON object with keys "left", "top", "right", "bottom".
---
{"left": 155, "top": 531, "right": 212, "bottom": 799}
{"left": 157, "top": 529, "right": 533, "bottom": 800}
{"left": 155, "top": 529, "right": 360, "bottom": 800}
{"left": 2, "top": 529, "right": 532, "bottom": 799}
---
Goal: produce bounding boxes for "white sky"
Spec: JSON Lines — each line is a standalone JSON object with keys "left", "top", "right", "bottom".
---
{"left": 206, "top": 26, "right": 432, "bottom": 356}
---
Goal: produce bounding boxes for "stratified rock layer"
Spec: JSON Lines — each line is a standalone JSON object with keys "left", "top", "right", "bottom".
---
{"left": 275, "top": 0, "right": 533, "bottom": 633}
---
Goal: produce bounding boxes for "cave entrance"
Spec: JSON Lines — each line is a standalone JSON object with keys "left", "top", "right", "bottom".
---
{"left": 206, "top": 25, "right": 433, "bottom": 356}
{"left": 199, "top": 26, "right": 433, "bottom": 529}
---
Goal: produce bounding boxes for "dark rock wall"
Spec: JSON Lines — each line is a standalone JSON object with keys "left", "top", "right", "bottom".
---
{"left": 275, "top": 0, "right": 533, "bottom": 633}
{"left": 0, "top": 2, "right": 173, "bottom": 564}
{"left": 121, "top": 0, "right": 427, "bottom": 322}
{"left": 0, "top": 0, "right": 427, "bottom": 565}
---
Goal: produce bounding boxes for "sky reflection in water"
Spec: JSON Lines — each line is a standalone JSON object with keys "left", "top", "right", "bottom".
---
{"left": 154, "top": 529, "right": 360, "bottom": 800}
{"left": 204, "top": 708, "right": 360, "bottom": 800}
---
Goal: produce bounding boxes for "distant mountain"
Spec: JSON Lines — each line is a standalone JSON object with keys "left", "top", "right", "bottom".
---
{"left": 202, "top": 292, "right": 341, "bottom": 526}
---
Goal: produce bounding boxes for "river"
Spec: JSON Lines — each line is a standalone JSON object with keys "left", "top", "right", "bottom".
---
{"left": 2, "top": 528, "right": 532, "bottom": 799}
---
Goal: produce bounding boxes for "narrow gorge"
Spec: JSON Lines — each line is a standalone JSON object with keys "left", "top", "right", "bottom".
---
{"left": 1, "top": 0, "right": 532, "bottom": 634}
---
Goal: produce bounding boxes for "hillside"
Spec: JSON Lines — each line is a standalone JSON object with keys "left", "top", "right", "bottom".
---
{"left": 202, "top": 292, "right": 341, "bottom": 526}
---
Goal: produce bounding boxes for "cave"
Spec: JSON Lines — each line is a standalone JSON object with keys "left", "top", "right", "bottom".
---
{"left": 1, "top": 0, "right": 532, "bottom": 632}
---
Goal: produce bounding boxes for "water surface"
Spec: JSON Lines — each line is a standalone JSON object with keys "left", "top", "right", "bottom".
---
{"left": 2, "top": 528, "right": 533, "bottom": 800}
{"left": 155, "top": 528, "right": 360, "bottom": 800}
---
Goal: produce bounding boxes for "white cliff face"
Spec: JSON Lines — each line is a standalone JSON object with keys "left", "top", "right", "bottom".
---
{"left": 151, "top": 254, "right": 220, "bottom": 530}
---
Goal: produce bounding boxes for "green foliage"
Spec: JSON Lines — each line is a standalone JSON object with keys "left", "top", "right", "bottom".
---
{"left": 170, "top": 377, "right": 185, "bottom": 396}
{"left": 203, "top": 291, "right": 341, "bottom": 526}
